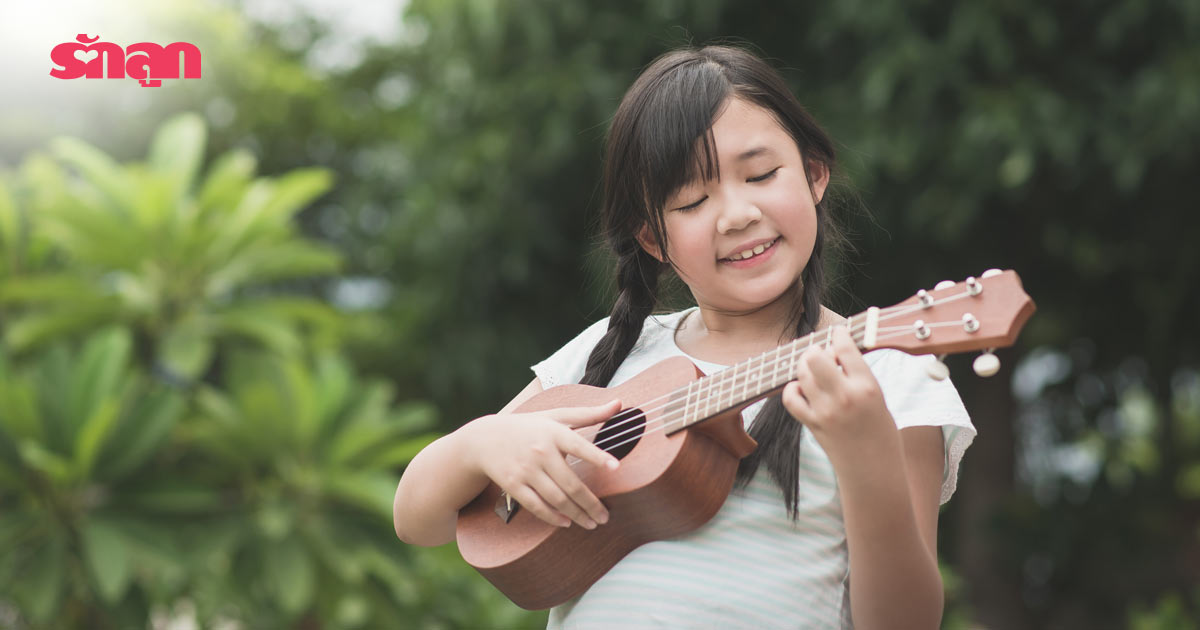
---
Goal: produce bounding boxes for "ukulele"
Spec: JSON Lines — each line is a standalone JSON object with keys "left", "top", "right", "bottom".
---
{"left": 456, "top": 269, "right": 1035, "bottom": 610}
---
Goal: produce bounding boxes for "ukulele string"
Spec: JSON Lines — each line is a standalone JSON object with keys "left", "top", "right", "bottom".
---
{"left": 581, "top": 295, "right": 969, "bottom": 452}
{"left": 575, "top": 325, "right": 954, "bottom": 463}
{"left": 578, "top": 294, "right": 961, "bottom": 449}
{"left": 580, "top": 289, "right": 976, "bottom": 456}
{"left": 577, "top": 307, "right": 878, "bottom": 451}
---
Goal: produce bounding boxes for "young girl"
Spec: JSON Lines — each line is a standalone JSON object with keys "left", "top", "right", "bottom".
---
{"left": 393, "top": 44, "right": 975, "bottom": 629}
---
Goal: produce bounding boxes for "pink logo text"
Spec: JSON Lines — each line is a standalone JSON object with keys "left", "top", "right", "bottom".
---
{"left": 50, "top": 34, "right": 201, "bottom": 87}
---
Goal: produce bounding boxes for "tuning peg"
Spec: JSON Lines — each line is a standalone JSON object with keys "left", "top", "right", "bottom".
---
{"left": 973, "top": 350, "right": 1000, "bottom": 377}
{"left": 981, "top": 268, "right": 1003, "bottom": 278}
{"left": 934, "top": 280, "right": 956, "bottom": 290}
{"left": 926, "top": 355, "right": 949, "bottom": 381}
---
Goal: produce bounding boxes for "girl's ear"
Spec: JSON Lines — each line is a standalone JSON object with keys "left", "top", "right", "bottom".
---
{"left": 636, "top": 224, "right": 664, "bottom": 262}
{"left": 809, "top": 160, "right": 831, "bottom": 205}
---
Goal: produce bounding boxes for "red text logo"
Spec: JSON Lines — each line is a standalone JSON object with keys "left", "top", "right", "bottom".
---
{"left": 50, "top": 34, "right": 201, "bottom": 87}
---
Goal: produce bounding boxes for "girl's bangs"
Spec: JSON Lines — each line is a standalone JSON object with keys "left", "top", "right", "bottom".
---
{"left": 636, "top": 64, "right": 729, "bottom": 215}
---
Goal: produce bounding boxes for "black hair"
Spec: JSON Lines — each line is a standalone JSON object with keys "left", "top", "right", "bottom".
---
{"left": 579, "top": 44, "right": 846, "bottom": 519}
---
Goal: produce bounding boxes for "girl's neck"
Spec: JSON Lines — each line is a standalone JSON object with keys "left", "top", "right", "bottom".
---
{"left": 676, "top": 299, "right": 845, "bottom": 366}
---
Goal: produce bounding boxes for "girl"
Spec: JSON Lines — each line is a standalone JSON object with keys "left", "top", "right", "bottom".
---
{"left": 393, "top": 44, "right": 975, "bottom": 629}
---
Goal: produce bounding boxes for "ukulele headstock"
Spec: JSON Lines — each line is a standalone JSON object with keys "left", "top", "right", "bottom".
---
{"left": 860, "top": 269, "right": 1036, "bottom": 377}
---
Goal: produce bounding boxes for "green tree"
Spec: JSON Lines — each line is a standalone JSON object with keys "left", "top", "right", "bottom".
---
{"left": 0, "top": 113, "right": 341, "bottom": 381}
{"left": 0, "top": 113, "right": 539, "bottom": 628}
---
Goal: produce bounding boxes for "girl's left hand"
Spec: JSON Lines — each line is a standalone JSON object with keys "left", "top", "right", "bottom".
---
{"left": 781, "top": 325, "right": 896, "bottom": 466}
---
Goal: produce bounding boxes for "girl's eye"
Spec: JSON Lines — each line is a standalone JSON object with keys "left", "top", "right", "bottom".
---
{"left": 748, "top": 167, "right": 780, "bottom": 183}
{"left": 672, "top": 196, "right": 707, "bottom": 212}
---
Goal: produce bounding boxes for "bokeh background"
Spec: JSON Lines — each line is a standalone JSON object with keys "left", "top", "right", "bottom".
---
{"left": 1, "top": 0, "right": 1198, "bottom": 628}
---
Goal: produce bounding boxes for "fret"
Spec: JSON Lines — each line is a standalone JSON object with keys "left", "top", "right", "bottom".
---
{"left": 691, "top": 379, "right": 700, "bottom": 427}
{"left": 722, "top": 369, "right": 733, "bottom": 414}
{"left": 749, "top": 357, "right": 759, "bottom": 401}
{"left": 713, "top": 374, "right": 720, "bottom": 418}
{"left": 664, "top": 388, "right": 687, "bottom": 430}
{"left": 772, "top": 345, "right": 786, "bottom": 388}
{"left": 774, "top": 346, "right": 787, "bottom": 387}
{"left": 734, "top": 355, "right": 744, "bottom": 400}
{"left": 708, "top": 374, "right": 720, "bottom": 419}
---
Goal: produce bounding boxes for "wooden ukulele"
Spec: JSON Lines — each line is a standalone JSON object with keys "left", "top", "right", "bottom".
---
{"left": 456, "top": 269, "right": 1035, "bottom": 610}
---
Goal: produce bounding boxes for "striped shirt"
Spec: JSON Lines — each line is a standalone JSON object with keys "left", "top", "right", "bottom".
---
{"left": 531, "top": 308, "right": 975, "bottom": 629}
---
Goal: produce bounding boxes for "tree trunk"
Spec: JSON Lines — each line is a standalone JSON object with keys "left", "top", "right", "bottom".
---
{"left": 953, "top": 350, "right": 1032, "bottom": 629}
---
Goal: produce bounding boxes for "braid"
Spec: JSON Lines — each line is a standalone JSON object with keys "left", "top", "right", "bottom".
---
{"left": 580, "top": 240, "right": 662, "bottom": 388}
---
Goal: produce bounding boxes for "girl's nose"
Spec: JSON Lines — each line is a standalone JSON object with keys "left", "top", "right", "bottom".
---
{"left": 716, "top": 198, "right": 763, "bottom": 234}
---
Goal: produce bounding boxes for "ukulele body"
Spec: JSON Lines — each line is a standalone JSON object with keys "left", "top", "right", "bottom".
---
{"left": 455, "top": 355, "right": 759, "bottom": 610}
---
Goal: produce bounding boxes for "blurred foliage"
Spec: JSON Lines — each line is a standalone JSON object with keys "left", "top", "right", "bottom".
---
{"left": 0, "top": 115, "right": 539, "bottom": 628}
{"left": 0, "top": 113, "right": 341, "bottom": 382}
{"left": 1, "top": 0, "right": 1199, "bottom": 627}
{"left": 0, "top": 329, "right": 186, "bottom": 627}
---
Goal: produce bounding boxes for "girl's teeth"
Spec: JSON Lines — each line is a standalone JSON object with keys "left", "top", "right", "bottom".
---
{"left": 730, "top": 239, "right": 774, "bottom": 260}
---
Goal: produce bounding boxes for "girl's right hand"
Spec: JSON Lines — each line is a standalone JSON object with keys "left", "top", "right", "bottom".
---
{"left": 463, "top": 400, "right": 623, "bottom": 530}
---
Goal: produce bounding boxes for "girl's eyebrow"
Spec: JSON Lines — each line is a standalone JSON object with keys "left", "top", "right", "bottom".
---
{"left": 736, "top": 146, "right": 774, "bottom": 161}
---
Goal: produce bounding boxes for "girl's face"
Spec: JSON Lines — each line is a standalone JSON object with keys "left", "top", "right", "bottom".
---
{"left": 638, "top": 97, "right": 829, "bottom": 314}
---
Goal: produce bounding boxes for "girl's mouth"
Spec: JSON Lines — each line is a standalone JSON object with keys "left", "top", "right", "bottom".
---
{"left": 720, "top": 237, "right": 780, "bottom": 267}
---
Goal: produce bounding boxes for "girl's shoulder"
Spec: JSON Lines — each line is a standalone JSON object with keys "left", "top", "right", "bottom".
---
{"left": 530, "top": 308, "right": 693, "bottom": 389}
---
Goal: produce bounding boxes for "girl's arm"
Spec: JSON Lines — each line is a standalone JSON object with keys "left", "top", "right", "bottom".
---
{"left": 392, "top": 378, "right": 621, "bottom": 546}
{"left": 837, "top": 426, "right": 945, "bottom": 630}
{"left": 782, "top": 326, "right": 945, "bottom": 630}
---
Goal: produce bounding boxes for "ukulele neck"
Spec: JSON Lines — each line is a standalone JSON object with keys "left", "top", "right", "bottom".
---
{"left": 666, "top": 312, "right": 874, "bottom": 434}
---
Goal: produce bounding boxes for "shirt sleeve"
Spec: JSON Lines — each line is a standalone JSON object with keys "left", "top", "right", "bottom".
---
{"left": 868, "top": 349, "right": 977, "bottom": 505}
{"left": 530, "top": 317, "right": 612, "bottom": 389}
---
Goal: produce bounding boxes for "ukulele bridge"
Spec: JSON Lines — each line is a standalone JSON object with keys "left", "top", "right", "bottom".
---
{"left": 495, "top": 491, "right": 518, "bottom": 523}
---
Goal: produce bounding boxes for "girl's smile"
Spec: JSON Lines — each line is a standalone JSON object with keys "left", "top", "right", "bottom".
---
{"left": 719, "top": 236, "right": 781, "bottom": 267}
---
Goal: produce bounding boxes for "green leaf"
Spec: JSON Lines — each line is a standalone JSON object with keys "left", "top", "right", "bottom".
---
{"left": 2, "top": 302, "right": 124, "bottom": 352}
{"left": 324, "top": 471, "right": 400, "bottom": 519}
{"left": 98, "top": 388, "right": 184, "bottom": 480}
{"left": 68, "top": 328, "right": 132, "bottom": 435}
{"left": 327, "top": 423, "right": 436, "bottom": 467}
{"left": 123, "top": 479, "right": 225, "bottom": 512}
{"left": 74, "top": 397, "right": 121, "bottom": 477}
{"left": 197, "top": 148, "right": 257, "bottom": 212}
{"left": 36, "top": 195, "right": 145, "bottom": 268}
{"left": 340, "top": 382, "right": 397, "bottom": 429}
{"left": 265, "top": 538, "right": 315, "bottom": 615}
{"left": 313, "top": 353, "right": 352, "bottom": 422}
{"left": 126, "top": 166, "right": 177, "bottom": 232}
{"left": 18, "top": 439, "right": 72, "bottom": 483}
{"left": 0, "top": 374, "right": 43, "bottom": 444}
{"left": 258, "top": 168, "right": 334, "bottom": 224}
{"left": 48, "top": 136, "right": 135, "bottom": 212}
{"left": 0, "top": 176, "right": 19, "bottom": 263}
{"left": 306, "top": 516, "right": 365, "bottom": 583}
{"left": 282, "top": 357, "right": 319, "bottom": 447}
{"left": 81, "top": 518, "right": 132, "bottom": 603}
{"left": 203, "top": 180, "right": 275, "bottom": 263}
{"left": 361, "top": 432, "right": 441, "bottom": 469}
{"left": 21, "top": 534, "right": 66, "bottom": 623}
{"left": 148, "top": 113, "right": 206, "bottom": 203}
{"left": 0, "top": 273, "right": 104, "bottom": 304}
{"left": 204, "top": 241, "right": 340, "bottom": 297}
{"left": 158, "top": 323, "right": 215, "bottom": 381}
{"left": 210, "top": 308, "right": 302, "bottom": 355}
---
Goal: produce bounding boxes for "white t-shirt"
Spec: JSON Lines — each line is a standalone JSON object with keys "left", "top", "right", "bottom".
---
{"left": 532, "top": 307, "right": 975, "bottom": 629}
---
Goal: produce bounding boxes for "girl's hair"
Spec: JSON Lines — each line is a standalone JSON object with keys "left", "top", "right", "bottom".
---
{"left": 579, "top": 44, "right": 845, "bottom": 519}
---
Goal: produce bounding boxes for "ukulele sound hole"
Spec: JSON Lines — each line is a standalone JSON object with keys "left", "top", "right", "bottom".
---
{"left": 594, "top": 408, "right": 645, "bottom": 460}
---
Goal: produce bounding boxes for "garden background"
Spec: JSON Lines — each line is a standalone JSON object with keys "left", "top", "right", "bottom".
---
{"left": 1, "top": 0, "right": 1198, "bottom": 628}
